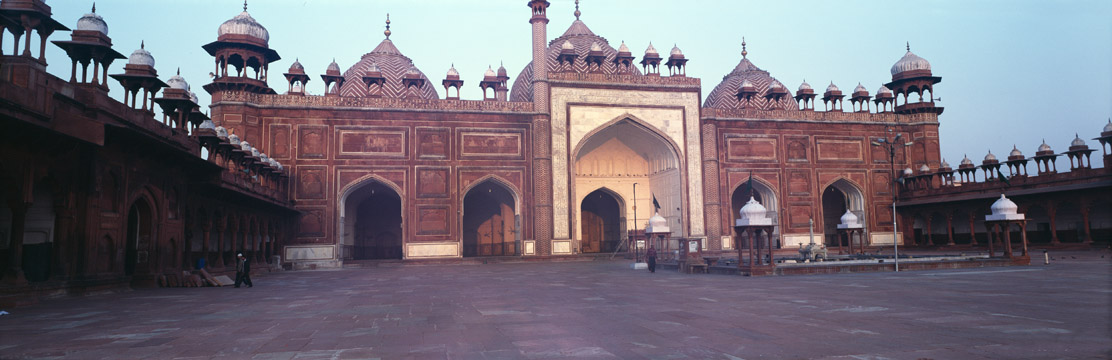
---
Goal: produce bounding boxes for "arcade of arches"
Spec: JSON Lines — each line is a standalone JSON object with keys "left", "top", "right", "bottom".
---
{"left": 574, "top": 119, "right": 683, "bottom": 252}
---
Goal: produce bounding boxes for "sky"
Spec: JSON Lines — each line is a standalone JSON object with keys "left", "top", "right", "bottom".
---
{"left": 37, "top": 0, "right": 1112, "bottom": 170}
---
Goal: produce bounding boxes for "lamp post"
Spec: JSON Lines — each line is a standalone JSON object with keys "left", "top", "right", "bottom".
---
{"left": 871, "top": 126, "right": 913, "bottom": 272}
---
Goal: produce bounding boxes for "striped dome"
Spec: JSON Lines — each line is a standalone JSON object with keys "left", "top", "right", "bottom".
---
{"left": 510, "top": 19, "right": 642, "bottom": 102}
{"left": 338, "top": 39, "right": 438, "bottom": 99}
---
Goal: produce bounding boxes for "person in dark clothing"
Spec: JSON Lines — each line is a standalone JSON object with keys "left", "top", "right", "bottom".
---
{"left": 234, "top": 253, "right": 253, "bottom": 288}
{"left": 646, "top": 246, "right": 657, "bottom": 273}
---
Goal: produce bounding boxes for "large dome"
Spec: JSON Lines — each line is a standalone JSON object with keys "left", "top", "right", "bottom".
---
{"left": 338, "top": 39, "right": 438, "bottom": 99}
{"left": 218, "top": 11, "right": 270, "bottom": 45}
{"left": 703, "top": 53, "right": 797, "bottom": 111}
{"left": 509, "top": 19, "right": 642, "bottom": 102}
{"left": 890, "top": 48, "right": 931, "bottom": 76}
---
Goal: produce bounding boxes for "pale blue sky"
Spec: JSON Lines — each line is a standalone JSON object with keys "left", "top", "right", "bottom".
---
{"left": 41, "top": 0, "right": 1112, "bottom": 169}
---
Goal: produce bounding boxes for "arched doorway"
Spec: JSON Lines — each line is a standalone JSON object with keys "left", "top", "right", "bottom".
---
{"left": 573, "top": 117, "right": 684, "bottom": 245}
{"left": 581, "top": 189, "right": 621, "bottom": 253}
{"left": 463, "top": 179, "right": 518, "bottom": 257}
{"left": 125, "top": 199, "right": 153, "bottom": 277}
{"left": 821, "top": 179, "right": 865, "bottom": 246}
{"left": 342, "top": 180, "right": 403, "bottom": 260}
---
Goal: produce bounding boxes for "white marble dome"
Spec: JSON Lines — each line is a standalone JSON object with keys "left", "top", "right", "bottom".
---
{"left": 199, "top": 119, "right": 216, "bottom": 129}
{"left": 826, "top": 82, "right": 840, "bottom": 93}
{"left": 1071, "top": 134, "right": 1086, "bottom": 147}
{"left": 267, "top": 158, "right": 278, "bottom": 168}
{"left": 259, "top": 153, "right": 269, "bottom": 164}
{"left": 877, "top": 85, "right": 893, "bottom": 96}
{"left": 617, "top": 41, "right": 630, "bottom": 53}
{"left": 1104, "top": 119, "right": 1112, "bottom": 133}
{"left": 166, "top": 73, "right": 190, "bottom": 91}
{"left": 218, "top": 11, "right": 270, "bottom": 44}
{"left": 189, "top": 91, "right": 199, "bottom": 104}
{"left": 128, "top": 44, "right": 155, "bottom": 67}
{"left": 903, "top": 167, "right": 913, "bottom": 176}
{"left": 960, "top": 154, "right": 973, "bottom": 166}
{"left": 736, "top": 197, "right": 772, "bottom": 226}
{"left": 76, "top": 8, "right": 108, "bottom": 35}
{"left": 446, "top": 65, "right": 459, "bottom": 77}
{"left": 991, "top": 194, "right": 1018, "bottom": 216}
{"left": 561, "top": 40, "right": 574, "bottom": 51}
{"left": 646, "top": 212, "right": 670, "bottom": 233}
{"left": 1009, "top": 146, "right": 1023, "bottom": 157}
{"left": 891, "top": 48, "right": 931, "bottom": 76}
{"left": 919, "top": 164, "right": 930, "bottom": 172}
{"left": 250, "top": 147, "right": 260, "bottom": 158}
{"left": 239, "top": 140, "right": 251, "bottom": 152}
{"left": 669, "top": 44, "right": 683, "bottom": 57}
{"left": 854, "top": 83, "right": 868, "bottom": 94}
{"left": 645, "top": 43, "right": 658, "bottom": 55}
{"left": 228, "top": 133, "right": 240, "bottom": 145}
{"left": 798, "top": 81, "right": 812, "bottom": 92}
{"left": 838, "top": 210, "right": 862, "bottom": 229}
{"left": 1038, "top": 140, "right": 1052, "bottom": 153}
{"left": 484, "top": 66, "right": 496, "bottom": 77}
{"left": 591, "top": 42, "right": 604, "bottom": 52}
{"left": 984, "top": 151, "right": 997, "bottom": 162}
{"left": 941, "top": 158, "right": 951, "bottom": 169}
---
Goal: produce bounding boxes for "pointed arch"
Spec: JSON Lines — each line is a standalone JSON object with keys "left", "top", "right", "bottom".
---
{"left": 820, "top": 177, "right": 867, "bottom": 246}
{"left": 462, "top": 177, "right": 521, "bottom": 257}
{"left": 338, "top": 174, "right": 404, "bottom": 260}
{"left": 579, "top": 187, "right": 625, "bottom": 253}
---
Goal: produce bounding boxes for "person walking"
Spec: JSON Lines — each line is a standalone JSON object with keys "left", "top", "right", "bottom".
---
{"left": 234, "top": 253, "right": 253, "bottom": 288}
{"left": 646, "top": 245, "right": 657, "bottom": 273}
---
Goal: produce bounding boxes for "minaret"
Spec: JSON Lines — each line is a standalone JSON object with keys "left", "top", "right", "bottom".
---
{"left": 527, "top": 0, "right": 550, "bottom": 113}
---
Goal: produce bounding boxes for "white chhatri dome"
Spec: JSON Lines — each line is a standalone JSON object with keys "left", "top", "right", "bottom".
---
{"left": 853, "top": 83, "right": 867, "bottom": 93}
{"left": 617, "top": 41, "right": 630, "bottom": 53}
{"left": 645, "top": 212, "right": 670, "bottom": 234}
{"left": 199, "top": 119, "right": 215, "bottom": 129}
{"left": 736, "top": 197, "right": 772, "bottom": 226}
{"left": 919, "top": 164, "right": 930, "bottom": 172}
{"left": 986, "top": 194, "right": 1024, "bottom": 221}
{"left": 446, "top": 65, "right": 459, "bottom": 77}
{"left": 218, "top": 10, "right": 270, "bottom": 44}
{"left": 645, "top": 42, "right": 658, "bottom": 55}
{"left": 591, "top": 42, "right": 603, "bottom": 52}
{"left": 166, "top": 73, "right": 190, "bottom": 91}
{"left": 76, "top": 6, "right": 108, "bottom": 35}
{"left": 215, "top": 126, "right": 228, "bottom": 139}
{"left": 484, "top": 66, "right": 496, "bottom": 77}
{"left": 240, "top": 140, "right": 252, "bottom": 152}
{"left": 877, "top": 85, "right": 893, "bottom": 95}
{"left": 1104, "top": 119, "right": 1112, "bottom": 133}
{"left": 327, "top": 60, "right": 341, "bottom": 73}
{"left": 837, "top": 210, "right": 862, "bottom": 229}
{"left": 891, "top": 46, "right": 931, "bottom": 76}
{"left": 228, "top": 133, "right": 240, "bottom": 145}
{"left": 940, "top": 158, "right": 951, "bottom": 168}
{"left": 1037, "top": 140, "right": 1052, "bottom": 152}
{"left": 670, "top": 44, "right": 683, "bottom": 57}
{"left": 984, "top": 150, "right": 997, "bottom": 162}
{"left": 903, "top": 167, "right": 913, "bottom": 176}
{"left": 1009, "top": 145, "right": 1023, "bottom": 157}
{"left": 1071, "top": 134, "right": 1086, "bottom": 147}
{"left": 826, "top": 82, "right": 840, "bottom": 93}
{"left": 561, "top": 40, "right": 574, "bottom": 51}
{"left": 960, "top": 154, "right": 973, "bottom": 166}
{"left": 798, "top": 81, "right": 812, "bottom": 92}
{"left": 128, "top": 43, "right": 155, "bottom": 67}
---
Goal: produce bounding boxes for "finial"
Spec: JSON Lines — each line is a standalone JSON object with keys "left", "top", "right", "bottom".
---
{"left": 574, "top": 0, "right": 581, "bottom": 20}
{"left": 741, "top": 37, "right": 747, "bottom": 58}
{"left": 384, "top": 13, "right": 391, "bottom": 39}
{"left": 92, "top": 2, "right": 96, "bottom": 13}
{"left": 140, "top": 40, "right": 144, "bottom": 49}
{"left": 176, "top": 67, "right": 180, "bottom": 75}
{"left": 906, "top": 41, "right": 910, "bottom": 51}
{"left": 243, "top": 0, "right": 248, "bottom": 12}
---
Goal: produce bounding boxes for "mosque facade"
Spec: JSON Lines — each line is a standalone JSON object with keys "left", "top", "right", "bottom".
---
{"left": 0, "top": 0, "right": 1108, "bottom": 296}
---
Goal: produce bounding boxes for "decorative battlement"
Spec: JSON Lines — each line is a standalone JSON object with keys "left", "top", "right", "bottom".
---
{"left": 702, "top": 107, "right": 938, "bottom": 124}
{"left": 216, "top": 91, "right": 538, "bottom": 113}
{"left": 548, "top": 71, "right": 701, "bottom": 88}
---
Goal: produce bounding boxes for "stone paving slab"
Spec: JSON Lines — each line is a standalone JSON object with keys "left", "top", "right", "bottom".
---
{"left": 0, "top": 251, "right": 1109, "bottom": 359}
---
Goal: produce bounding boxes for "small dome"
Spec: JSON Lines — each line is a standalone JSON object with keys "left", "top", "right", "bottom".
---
{"left": 289, "top": 59, "right": 304, "bottom": 72}
{"left": 561, "top": 40, "right": 574, "bottom": 51}
{"left": 903, "top": 167, "right": 913, "bottom": 176}
{"left": 890, "top": 47, "right": 931, "bottom": 76}
{"left": 1071, "top": 134, "right": 1086, "bottom": 147}
{"left": 825, "top": 82, "right": 840, "bottom": 93}
{"left": 497, "top": 63, "right": 507, "bottom": 77}
{"left": 940, "top": 158, "right": 951, "bottom": 169}
{"left": 648, "top": 212, "right": 667, "bottom": 228}
{"left": 645, "top": 43, "right": 658, "bottom": 55}
{"left": 447, "top": 65, "right": 459, "bottom": 77}
{"left": 128, "top": 43, "right": 155, "bottom": 67}
{"left": 877, "top": 85, "right": 893, "bottom": 96}
{"left": 798, "top": 81, "right": 812, "bottom": 92}
{"left": 1037, "top": 140, "right": 1052, "bottom": 152}
{"left": 617, "top": 41, "right": 630, "bottom": 53}
{"left": 215, "top": 126, "right": 228, "bottom": 139}
{"left": 739, "top": 197, "right": 768, "bottom": 220}
{"left": 327, "top": 59, "right": 341, "bottom": 74}
{"left": 275, "top": 161, "right": 284, "bottom": 171}
{"left": 267, "top": 158, "right": 278, "bottom": 168}
{"left": 839, "top": 210, "right": 859, "bottom": 226}
{"left": 218, "top": 11, "right": 270, "bottom": 44}
{"left": 406, "top": 66, "right": 420, "bottom": 76}
{"left": 366, "top": 60, "right": 380, "bottom": 73}
{"left": 769, "top": 80, "right": 783, "bottom": 90}
{"left": 990, "top": 194, "right": 1019, "bottom": 216}
{"left": 199, "top": 119, "right": 216, "bottom": 129}
{"left": 228, "top": 133, "right": 240, "bottom": 145}
{"left": 960, "top": 154, "right": 973, "bottom": 166}
{"left": 669, "top": 44, "right": 683, "bottom": 57}
{"left": 984, "top": 150, "right": 997, "bottom": 162}
{"left": 1103, "top": 119, "right": 1112, "bottom": 133}
{"left": 250, "top": 147, "right": 260, "bottom": 158}
{"left": 166, "top": 73, "right": 190, "bottom": 91}
{"left": 75, "top": 7, "right": 108, "bottom": 35}
{"left": 591, "top": 42, "right": 603, "bottom": 52}
{"left": 740, "top": 79, "right": 755, "bottom": 89}
{"left": 189, "top": 91, "right": 199, "bottom": 104}
{"left": 259, "top": 153, "right": 269, "bottom": 164}
{"left": 919, "top": 164, "right": 930, "bottom": 172}
{"left": 1009, "top": 145, "right": 1023, "bottom": 157}
{"left": 484, "top": 66, "right": 496, "bottom": 78}
{"left": 853, "top": 83, "right": 867, "bottom": 93}
{"left": 240, "top": 140, "right": 252, "bottom": 152}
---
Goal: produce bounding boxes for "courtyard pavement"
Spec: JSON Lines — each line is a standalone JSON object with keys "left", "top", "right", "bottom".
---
{"left": 0, "top": 251, "right": 1109, "bottom": 359}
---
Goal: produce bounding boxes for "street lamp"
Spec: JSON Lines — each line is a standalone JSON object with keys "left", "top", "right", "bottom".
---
{"left": 871, "top": 127, "right": 913, "bottom": 271}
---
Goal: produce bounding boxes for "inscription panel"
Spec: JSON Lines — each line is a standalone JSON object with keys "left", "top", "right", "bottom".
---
{"left": 816, "top": 138, "right": 864, "bottom": 162}
{"left": 459, "top": 129, "right": 525, "bottom": 159}
{"left": 416, "top": 205, "right": 450, "bottom": 235}
{"left": 725, "top": 135, "right": 778, "bottom": 162}
{"left": 417, "top": 167, "right": 450, "bottom": 198}
{"left": 297, "top": 125, "right": 328, "bottom": 159}
{"left": 269, "top": 124, "right": 292, "bottom": 160}
{"left": 336, "top": 127, "right": 408, "bottom": 158}
{"left": 416, "top": 127, "right": 450, "bottom": 159}
{"left": 296, "top": 165, "right": 327, "bottom": 200}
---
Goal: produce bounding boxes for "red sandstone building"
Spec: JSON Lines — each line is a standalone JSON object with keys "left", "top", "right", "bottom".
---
{"left": 1, "top": 1, "right": 1108, "bottom": 298}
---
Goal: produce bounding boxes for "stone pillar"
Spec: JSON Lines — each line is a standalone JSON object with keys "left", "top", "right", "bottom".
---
{"left": 701, "top": 123, "right": 722, "bottom": 249}
{"left": 1047, "top": 201, "right": 1060, "bottom": 245}
{"left": 532, "top": 116, "right": 553, "bottom": 255}
{"left": 4, "top": 201, "right": 30, "bottom": 284}
{"left": 946, "top": 213, "right": 955, "bottom": 245}
{"left": 215, "top": 218, "right": 226, "bottom": 268}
